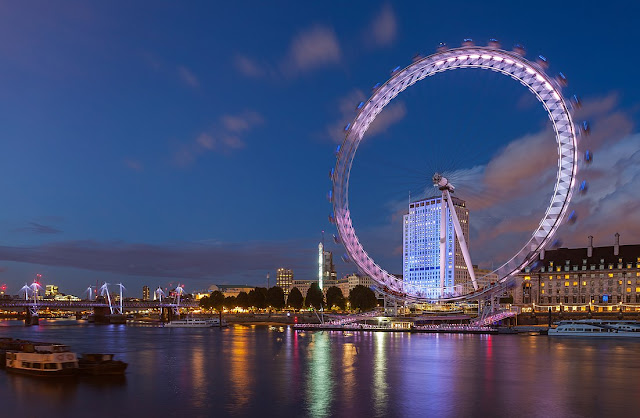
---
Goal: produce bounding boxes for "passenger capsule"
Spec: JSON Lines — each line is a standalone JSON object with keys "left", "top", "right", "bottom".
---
{"left": 585, "top": 150, "right": 593, "bottom": 163}
{"left": 328, "top": 213, "right": 335, "bottom": 224}
{"left": 334, "top": 144, "right": 341, "bottom": 155}
{"left": 329, "top": 167, "right": 335, "bottom": 179}
{"left": 341, "top": 254, "right": 350, "bottom": 263}
{"left": 462, "top": 38, "right": 474, "bottom": 47}
{"left": 581, "top": 121, "right": 590, "bottom": 135}
{"left": 571, "top": 95, "right": 582, "bottom": 110}
{"left": 488, "top": 38, "right": 500, "bottom": 48}
{"left": 327, "top": 190, "right": 333, "bottom": 202}
{"left": 513, "top": 43, "right": 526, "bottom": 56}
{"left": 536, "top": 55, "right": 549, "bottom": 69}
{"left": 372, "top": 82, "right": 381, "bottom": 91}
{"left": 344, "top": 123, "right": 351, "bottom": 132}
{"left": 412, "top": 53, "right": 423, "bottom": 62}
{"left": 579, "top": 180, "right": 588, "bottom": 193}
{"left": 390, "top": 65, "right": 401, "bottom": 74}
{"left": 333, "top": 234, "right": 341, "bottom": 244}
{"left": 556, "top": 72, "right": 568, "bottom": 87}
{"left": 568, "top": 210, "right": 578, "bottom": 224}
{"left": 356, "top": 101, "right": 364, "bottom": 110}
{"left": 436, "top": 42, "right": 448, "bottom": 51}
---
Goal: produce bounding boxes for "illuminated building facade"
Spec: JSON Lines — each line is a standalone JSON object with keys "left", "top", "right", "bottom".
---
{"left": 403, "top": 196, "right": 470, "bottom": 297}
{"left": 511, "top": 234, "right": 640, "bottom": 311}
{"left": 142, "top": 285, "right": 150, "bottom": 301}
{"left": 276, "top": 268, "right": 294, "bottom": 296}
{"left": 45, "top": 285, "right": 59, "bottom": 297}
{"left": 318, "top": 243, "right": 337, "bottom": 290}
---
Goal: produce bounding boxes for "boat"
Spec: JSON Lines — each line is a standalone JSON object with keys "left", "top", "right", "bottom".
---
{"left": 5, "top": 344, "right": 79, "bottom": 376}
{"left": 162, "top": 317, "right": 227, "bottom": 328}
{"left": 549, "top": 319, "right": 640, "bottom": 337}
{"left": 78, "top": 353, "right": 128, "bottom": 375}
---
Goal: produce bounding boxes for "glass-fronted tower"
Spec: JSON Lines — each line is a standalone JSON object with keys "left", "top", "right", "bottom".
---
{"left": 402, "top": 196, "right": 470, "bottom": 298}
{"left": 276, "top": 268, "right": 294, "bottom": 296}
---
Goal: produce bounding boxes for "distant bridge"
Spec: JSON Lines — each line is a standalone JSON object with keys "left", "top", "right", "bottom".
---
{"left": 0, "top": 300, "right": 198, "bottom": 309}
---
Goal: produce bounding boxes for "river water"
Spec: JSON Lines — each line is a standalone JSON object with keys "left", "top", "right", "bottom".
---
{"left": 1, "top": 320, "right": 639, "bottom": 417}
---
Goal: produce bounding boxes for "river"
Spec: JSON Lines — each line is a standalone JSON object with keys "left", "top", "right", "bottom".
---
{"left": 0, "top": 320, "right": 639, "bottom": 417}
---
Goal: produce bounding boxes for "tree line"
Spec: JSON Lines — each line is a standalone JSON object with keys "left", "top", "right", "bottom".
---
{"left": 198, "top": 283, "right": 377, "bottom": 312}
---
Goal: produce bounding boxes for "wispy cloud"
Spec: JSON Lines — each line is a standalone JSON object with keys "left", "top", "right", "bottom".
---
{"left": 178, "top": 65, "right": 199, "bottom": 87}
{"left": 283, "top": 25, "right": 341, "bottom": 74}
{"left": 14, "top": 222, "right": 62, "bottom": 235}
{"left": 123, "top": 158, "right": 143, "bottom": 172}
{"left": 233, "top": 54, "right": 264, "bottom": 78}
{"left": 326, "top": 89, "right": 406, "bottom": 143}
{"left": 173, "top": 111, "right": 264, "bottom": 167}
{"left": 365, "top": 4, "right": 397, "bottom": 47}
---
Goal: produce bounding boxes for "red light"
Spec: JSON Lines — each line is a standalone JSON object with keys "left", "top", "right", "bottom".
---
{"left": 294, "top": 317, "right": 298, "bottom": 323}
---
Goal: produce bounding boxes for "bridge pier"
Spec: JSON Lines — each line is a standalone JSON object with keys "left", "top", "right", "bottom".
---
{"left": 25, "top": 308, "right": 39, "bottom": 326}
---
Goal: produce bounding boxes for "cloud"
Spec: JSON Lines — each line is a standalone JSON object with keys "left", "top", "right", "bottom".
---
{"left": 0, "top": 239, "right": 313, "bottom": 282}
{"left": 221, "top": 111, "right": 264, "bottom": 133}
{"left": 363, "top": 94, "right": 639, "bottom": 271}
{"left": 178, "top": 65, "right": 199, "bottom": 87}
{"left": 124, "top": 158, "right": 143, "bottom": 172}
{"left": 173, "top": 111, "right": 263, "bottom": 167}
{"left": 326, "top": 89, "right": 406, "bottom": 143}
{"left": 283, "top": 26, "right": 341, "bottom": 74}
{"left": 233, "top": 54, "right": 264, "bottom": 78}
{"left": 366, "top": 4, "right": 397, "bottom": 47}
{"left": 14, "top": 222, "right": 62, "bottom": 235}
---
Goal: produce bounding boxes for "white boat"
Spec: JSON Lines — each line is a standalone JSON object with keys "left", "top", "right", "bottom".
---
{"left": 6, "top": 344, "right": 79, "bottom": 376}
{"left": 549, "top": 319, "right": 640, "bottom": 337}
{"left": 162, "top": 317, "right": 227, "bottom": 328}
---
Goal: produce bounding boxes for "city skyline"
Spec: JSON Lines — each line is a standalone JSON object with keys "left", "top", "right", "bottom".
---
{"left": 0, "top": 2, "right": 639, "bottom": 296}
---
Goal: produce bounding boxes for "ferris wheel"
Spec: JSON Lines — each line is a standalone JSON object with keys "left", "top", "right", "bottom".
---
{"left": 330, "top": 39, "right": 585, "bottom": 302}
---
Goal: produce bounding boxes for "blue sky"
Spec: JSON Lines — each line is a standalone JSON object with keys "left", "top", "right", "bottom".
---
{"left": 0, "top": 1, "right": 639, "bottom": 296}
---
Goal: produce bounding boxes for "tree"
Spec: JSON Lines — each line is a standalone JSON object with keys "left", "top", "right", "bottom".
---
{"left": 210, "top": 290, "right": 225, "bottom": 312}
{"left": 223, "top": 295, "right": 237, "bottom": 309}
{"left": 287, "top": 287, "right": 303, "bottom": 310}
{"left": 266, "top": 286, "right": 285, "bottom": 310}
{"left": 236, "top": 291, "right": 249, "bottom": 309}
{"left": 248, "top": 287, "right": 267, "bottom": 309}
{"left": 198, "top": 295, "right": 212, "bottom": 310}
{"left": 349, "top": 285, "right": 377, "bottom": 311}
{"left": 326, "top": 286, "right": 346, "bottom": 310}
{"left": 305, "top": 282, "right": 324, "bottom": 310}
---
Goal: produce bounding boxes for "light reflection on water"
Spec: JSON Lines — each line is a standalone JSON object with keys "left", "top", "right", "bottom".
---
{"left": 0, "top": 321, "right": 639, "bottom": 417}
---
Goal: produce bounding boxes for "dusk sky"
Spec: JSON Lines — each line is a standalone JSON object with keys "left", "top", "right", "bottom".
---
{"left": 1, "top": 1, "right": 639, "bottom": 296}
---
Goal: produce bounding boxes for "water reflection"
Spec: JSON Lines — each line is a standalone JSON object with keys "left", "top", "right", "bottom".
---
{"left": 0, "top": 322, "right": 639, "bottom": 416}
{"left": 306, "top": 332, "right": 333, "bottom": 417}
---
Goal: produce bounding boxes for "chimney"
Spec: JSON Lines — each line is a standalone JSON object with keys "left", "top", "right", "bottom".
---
{"left": 614, "top": 232, "right": 620, "bottom": 256}
{"left": 587, "top": 235, "right": 593, "bottom": 258}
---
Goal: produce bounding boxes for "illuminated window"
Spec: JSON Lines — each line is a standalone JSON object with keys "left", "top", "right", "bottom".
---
{"left": 556, "top": 267, "right": 561, "bottom": 272}
{"left": 565, "top": 275, "right": 570, "bottom": 279}
{"left": 549, "top": 275, "right": 553, "bottom": 280}
{"left": 541, "top": 282, "right": 545, "bottom": 287}
{"left": 524, "top": 276, "right": 531, "bottom": 281}
{"left": 619, "top": 280, "right": 623, "bottom": 285}
{"left": 628, "top": 280, "right": 632, "bottom": 285}
{"left": 627, "top": 288, "right": 632, "bottom": 293}
{"left": 564, "top": 282, "right": 569, "bottom": 287}
{"left": 582, "top": 281, "right": 587, "bottom": 286}
{"left": 608, "top": 273, "right": 614, "bottom": 278}
{"left": 541, "top": 289, "right": 545, "bottom": 294}
{"left": 573, "top": 281, "right": 578, "bottom": 286}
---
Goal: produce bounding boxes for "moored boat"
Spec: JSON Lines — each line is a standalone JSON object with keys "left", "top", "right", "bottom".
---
{"left": 5, "top": 344, "right": 79, "bottom": 376}
{"left": 79, "top": 353, "right": 128, "bottom": 375}
{"left": 549, "top": 319, "right": 640, "bottom": 337}
{"left": 162, "top": 317, "right": 227, "bottom": 328}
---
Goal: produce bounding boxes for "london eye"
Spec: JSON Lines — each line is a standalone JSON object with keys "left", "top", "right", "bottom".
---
{"left": 330, "top": 39, "right": 582, "bottom": 302}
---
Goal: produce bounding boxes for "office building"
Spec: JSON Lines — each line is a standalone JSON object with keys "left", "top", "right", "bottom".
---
{"left": 403, "top": 196, "right": 470, "bottom": 298}
{"left": 276, "top": 268, "right": 294, "bottom": 296}
{"left": 142, "top": 285, "right": 150, "bottom": 301}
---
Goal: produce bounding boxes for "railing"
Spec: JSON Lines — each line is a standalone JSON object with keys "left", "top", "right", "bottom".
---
{"left": 0, "top": 300, "right": 199, "bottom": 309}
